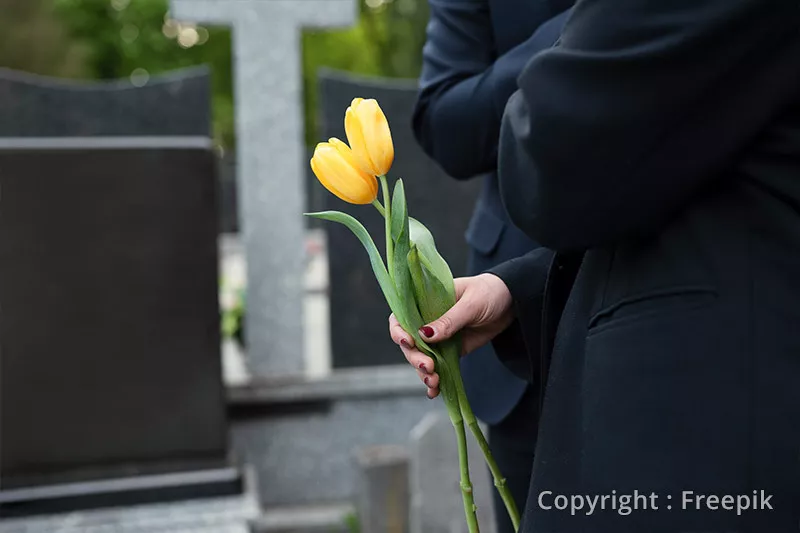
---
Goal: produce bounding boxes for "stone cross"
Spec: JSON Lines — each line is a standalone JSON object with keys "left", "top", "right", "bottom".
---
{"left": 169, "top": 0, "right": 357, "bottom": 375}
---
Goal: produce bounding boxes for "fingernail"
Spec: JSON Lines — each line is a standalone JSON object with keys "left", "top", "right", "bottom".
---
{"left": 420, "top": 326, "right": 434, "bottom": 338}
{"left": 424, "top": 376, "right": 430, "bottom": 386}
{"left": 400, "top": 339, "right": 411, "bottom": 348}
{"left": 418, "top": 362, "right": 429, "bottom": 373}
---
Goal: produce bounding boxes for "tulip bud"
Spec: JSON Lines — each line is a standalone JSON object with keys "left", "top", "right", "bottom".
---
{"left": 345, "top": 98, "right": 394, "bottom": 176}
{"left": 310, "top": 138, "right": 379, "bottom": 205}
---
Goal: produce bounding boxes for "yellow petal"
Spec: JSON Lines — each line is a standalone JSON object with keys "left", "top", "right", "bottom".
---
{"left": 348, "top": 99, "right": 393, "bottom": 176}
{"left": 311, "top": 145, "right": 350, "bottom": 202}
{"left": 310, "top": 140, "right": 378, "bottom": 205}
{"left": 366, "top": 100, "right": 393, "bottom": 175}
{"left": 345, "top": 104, "right": 375, "bottom": 176}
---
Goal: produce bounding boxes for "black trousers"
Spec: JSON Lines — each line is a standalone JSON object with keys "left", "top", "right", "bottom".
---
{"left": 488, "top": 388, "right": 538, "bottom": 533}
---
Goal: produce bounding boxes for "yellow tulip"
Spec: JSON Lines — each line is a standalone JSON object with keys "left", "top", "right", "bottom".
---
{"left": 310, "top": 138, "right": 379, "bottom": 205}
{"left": 345, "top": 98, "right": 394, "bottom": 176}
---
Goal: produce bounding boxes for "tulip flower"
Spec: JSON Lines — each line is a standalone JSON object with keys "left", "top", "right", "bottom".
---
{"left": 310, "top": 138, "right": 378, "bottom": 205}
{"left": 345, "top": 98, "right": 394, "bottom": 176}
{"left": 306, "top": 99, "right": 520, "bottom": 533}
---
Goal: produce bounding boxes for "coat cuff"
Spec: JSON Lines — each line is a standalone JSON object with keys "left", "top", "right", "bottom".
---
{"left": 485, "top": 248, "right": 553, "bottom": 381}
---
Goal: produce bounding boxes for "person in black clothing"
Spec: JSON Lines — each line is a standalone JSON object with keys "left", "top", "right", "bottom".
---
{"left": 411, "top": 1, "right": 570, "bottom": 531}
{"left": 393, "top": 0, "right": 800, "bottom": 531}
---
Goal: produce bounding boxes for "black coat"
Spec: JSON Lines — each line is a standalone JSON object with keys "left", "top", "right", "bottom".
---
{"left": 413, "top": 0, "right": 571, "bottom": 424}
{"left": 489, "top": 0, "right": 800, "bottom": 531}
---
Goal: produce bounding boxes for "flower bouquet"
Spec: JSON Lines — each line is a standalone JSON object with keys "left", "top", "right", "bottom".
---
{"left": 306, "top": 98, "right": 520, "bottom": 532}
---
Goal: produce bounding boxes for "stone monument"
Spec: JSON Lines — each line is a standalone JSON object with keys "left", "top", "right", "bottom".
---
{"left": 169, "top": 0, "right": 358, "bottom": 376}
{"left": 0, "top": 67, "right": 237, "bottom": 517}
{"left": 409, "top": 412, "right": 497, "bottom": 533}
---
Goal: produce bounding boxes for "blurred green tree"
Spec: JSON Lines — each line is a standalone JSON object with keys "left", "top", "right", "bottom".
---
{"left": 0, "top": 0, "right": 86, "bottom": 77}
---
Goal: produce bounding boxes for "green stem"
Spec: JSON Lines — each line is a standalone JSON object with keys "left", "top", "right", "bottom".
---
{"left": 371, "top": 199, "right": 385, "bottom": 218}
{"left": 452, "top": 366, "right": 520, "bottom": 531}
{"left": 439, "top": 369, "right": 480, "bottom": 533}
{"left": 378, "top": 175, "right": 393, "bottom": 275}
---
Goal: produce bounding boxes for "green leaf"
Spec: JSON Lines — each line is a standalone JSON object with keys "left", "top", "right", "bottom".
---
{"left": 305, "top": 209, "right": 448, "bottom": 368}
{"left": 304, "top": 210, "right": 407, "bottom": 325}
{"left": 409, "top": 217, "right": 456, "bottom": 302}
{"left": 408, "top": 243, "right": 462, "bottom": 368}
{"left": 407, "top": 244, "right": 453, "bottom": 324}
{"left": 408, "top": 219, "right": 462, "bottom": 367}
{"left": 388, "top": 180, "right": 427, "bottom": 337}
{"left": 390, "top": 179, "right": 407, "bottom": 247}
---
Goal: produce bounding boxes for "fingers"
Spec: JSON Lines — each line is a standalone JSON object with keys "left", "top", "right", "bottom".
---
{"left": 416, "top": 368, "right": 440, "bottom": 393}
{"left": 419, "top": 283, "right": 478, "bottom": 343}
{"left": 388, "top": 313, "right": 414, "bottom": 348}
{"left": 390, "top": 313, "right": 438, "bottom": 397}
{"left": 401, "top": 343, "right": 435, "bottom": 375}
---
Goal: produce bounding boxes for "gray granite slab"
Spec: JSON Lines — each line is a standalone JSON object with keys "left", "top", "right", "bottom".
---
{"left": 170, "top": 0, "right": 358, "bottom": 376}
{"left": 231, "top": 390, "right": 436, "bottom": 507}
{"left": 227, "top": 365, "right": 422, "bottom": 405}
{"left": 0, "top": 487, "right": 258, "bottom": 533}
{"left": 409, "top": 412, "right": 496, "bottom": 533}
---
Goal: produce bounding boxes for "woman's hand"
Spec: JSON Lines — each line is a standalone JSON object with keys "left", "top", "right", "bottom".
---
{"left": 388, "top": 273, "right": 515, "bottom": 398}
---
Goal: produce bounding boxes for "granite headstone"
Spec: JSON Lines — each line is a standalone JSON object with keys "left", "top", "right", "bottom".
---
{"left": 409, "top": 412, "right": 496, "bottom": 533}
{"left": 0, "top": 69, "right": 229, "bottom": 505}
{"left": 0, "top": 66, "right": 210, "bottom": 137}
{"left": 170, "top": 0, "right": 358, "bottom": 376}
{"left": 318, "top": 70, "right": 482, "bottom": 368}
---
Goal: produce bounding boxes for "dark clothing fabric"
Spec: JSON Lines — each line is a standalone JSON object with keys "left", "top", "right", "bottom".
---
{"left": 489, "top": 0, "right": 800, "bottom": 531}
{"left": 413, "top": 0, "right": 571, "bottom": 425}
{"left": 488, "top": 389, "right": 539, "bottom": 533}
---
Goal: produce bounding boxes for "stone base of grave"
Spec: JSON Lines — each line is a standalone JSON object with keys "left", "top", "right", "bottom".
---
{"left": 0, "top": 464, "right": 247, "bottom": 517}
{"left": 0, "top": 467, "right": 259, "bottom": 533}
{"left": 251, "top": 503, "right": 355, "bottom": 533}
{"left": 227, "top": 365, "right": 438, "bottom": 508}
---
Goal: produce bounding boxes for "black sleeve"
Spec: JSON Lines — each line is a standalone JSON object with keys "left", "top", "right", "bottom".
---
{"left": 486, "top": 247, "right": 554, "bottom": 380}
{"left": 498, "top": 0, "right": 800, "bottom": 251}
{"left": 413, "top": 0, "right": 570, "bottom": 179}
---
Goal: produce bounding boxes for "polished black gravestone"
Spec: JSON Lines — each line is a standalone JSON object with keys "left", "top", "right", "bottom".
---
{"left": 0, "top": 66, "right": 239, "bottom": 234}
{"left": 0, "top": 69, "right": 235, "bottom": 515}
{"left": 0, "top": 66, "right": 210, "bottom": 137}
{"left": 319, "top": 70, "right": 482, "bottom": 368}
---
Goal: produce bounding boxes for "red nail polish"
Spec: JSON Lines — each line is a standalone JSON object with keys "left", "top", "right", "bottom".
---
{"left": 424, "top": 376, "right": 430, "bottom": 386}
{"left": 400, "top": 339, "right": 410, "bottom": 348}
{"left": 420, "top": 326, "right": 434, "bottom": 338}
{"left": 418, "top": 362, "right": 426, "bottom": 370}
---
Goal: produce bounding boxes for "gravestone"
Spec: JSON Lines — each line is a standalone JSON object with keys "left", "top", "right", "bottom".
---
{"left": 0, "top": 68, "right": 233, "bottom": 512}
{"left": 409, "top": 412, "right": 496, "bottom": 533}
{"left": 169, "top": 0, "right": 358, "bottom": 376}
{"left": 319, "top": 70, "right": 482, "bottom": 368}
{"left": 0, "top": 66, "right": 210, "bottom": 136}
{"left": 355, "top": 445, "right": 409, "bottom": 533}
{"left": 0, "top": 65, "right": 235, "bottom": 234}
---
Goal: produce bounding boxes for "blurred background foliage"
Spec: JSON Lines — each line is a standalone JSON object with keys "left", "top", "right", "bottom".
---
{"left": 0, "top": 0, "right": 428, "bottom": 150}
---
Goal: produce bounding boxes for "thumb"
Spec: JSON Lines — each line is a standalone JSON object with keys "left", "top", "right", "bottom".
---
{"left": 419, "top": 297, "right": 476, "bottom": 343}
